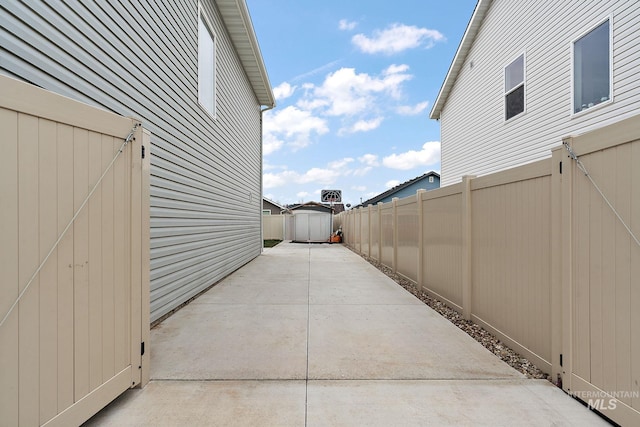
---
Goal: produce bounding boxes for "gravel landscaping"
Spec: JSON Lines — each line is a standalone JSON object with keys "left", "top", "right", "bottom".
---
{"left": 352, "top": 249, "right": 552, "bottom": 381}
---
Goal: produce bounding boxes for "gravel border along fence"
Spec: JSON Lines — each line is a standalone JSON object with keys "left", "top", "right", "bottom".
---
{"left": 351, "top": 248, "right": 552, "bottom": 381}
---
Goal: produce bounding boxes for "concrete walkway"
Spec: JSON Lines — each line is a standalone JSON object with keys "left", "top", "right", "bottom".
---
{"left": 85, "top": 242, "right": 607, "bottom": 426}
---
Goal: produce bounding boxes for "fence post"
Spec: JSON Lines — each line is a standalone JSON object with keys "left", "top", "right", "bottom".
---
{"left": 377, "top": 202, "right": 384, "bottom": 262}
{"left": 367, "top": 204, "right": 372, "bottom": 256}
{"left": 560, "top": 138, "right": 575, "bottom": 393}
{"left": 392, "top": 197, "right": 399, "bottom": 273}
{"left": 550, "top": 147, "right": 563, "bottom": 384}
{"left": 358, "top": 207, "right": 363, "bottom": 253}
{"left": 416, "top": 189, "right": 426, "bottom": 292}
{"left": 461, "top": 175, "right": 475, "bottom": 321}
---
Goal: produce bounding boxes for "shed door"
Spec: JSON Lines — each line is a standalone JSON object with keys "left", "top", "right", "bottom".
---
{"left": 294, "top": 214, "right": 310, "bottom": 241}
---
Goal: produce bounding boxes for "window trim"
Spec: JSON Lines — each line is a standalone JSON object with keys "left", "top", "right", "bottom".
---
{"left": 503, "top": 52, "right": 526, "bottom": 122}
{"left": 198, "top": 2, "right": 217, "bottom": 119}
{"left": 570, "top": 16, "right": 613, "bottom": 117}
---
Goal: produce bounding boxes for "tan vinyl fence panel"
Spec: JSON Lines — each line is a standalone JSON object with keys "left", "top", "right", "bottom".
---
{"left": 0, "top": 75, "right": 150, "bottom": 427}
{"left": 396, "top": 197, "right": 418, "bottom": 283}
{"left": 422, "top": 186, "right": 463, "bottom": 309}
{"left": 263, "top": 214, "right": 286, "bottom": 240}
{"left": 470, "top": 161, "right": 553, "bottom": 370}
{"left": 337, "top": 113, "right": 640, "bottom": 426}
{"left": 361, "top": 208, "right": 370, "bottom": 257}
{"left": 369, "top": 206, "right": 380, "bottom": 262}
{"left": 380, "top": 204, "right": 394, "bottom": 268}
{"left": 563, "top": 117, "right": 640, "bottom": 425}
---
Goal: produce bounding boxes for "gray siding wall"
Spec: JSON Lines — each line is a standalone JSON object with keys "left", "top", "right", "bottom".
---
{"left": 440, "top": 0, "right": 640, "bottom": 186}
{"left": 1, "top": 0, "right": 264, "bottom": 322}
{"left": 378, "top": 178, "right": 440, "bottom": 204}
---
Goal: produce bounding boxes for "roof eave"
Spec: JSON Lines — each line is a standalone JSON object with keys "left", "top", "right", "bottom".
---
{"left": 217, "top": 0, "right": 275, "bottom": 108}
{"left": 429, "top": 0, "right": 492, "bottom": 120}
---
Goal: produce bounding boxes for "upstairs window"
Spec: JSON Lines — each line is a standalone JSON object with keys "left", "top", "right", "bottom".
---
{"left": 505, "top": 54, "right": 525, "bottom": 120}
{"left": 573, "top": 19, "right": 610, "bottom": 114}
{"left": 198, "top": 11, "right": 216, "bottom": 117}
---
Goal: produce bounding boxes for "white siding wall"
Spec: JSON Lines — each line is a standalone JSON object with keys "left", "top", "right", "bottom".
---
{"left": 440, "top": 0, "right": 640, "bottom": 186}
{"left": 0, "top": 0, "right": 264, "bottom": 322}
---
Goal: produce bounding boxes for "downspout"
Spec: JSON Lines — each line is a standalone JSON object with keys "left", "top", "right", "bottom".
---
{"left": 260, "top": 104, "right": 275, "bottom": 252}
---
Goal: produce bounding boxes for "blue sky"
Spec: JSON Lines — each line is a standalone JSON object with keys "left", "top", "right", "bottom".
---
{"left": 246, "top": 0, "right": 477, "bottom": 207}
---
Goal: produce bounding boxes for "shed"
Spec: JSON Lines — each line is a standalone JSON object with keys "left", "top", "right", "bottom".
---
{"left": 289, "top": 202, "right": 333, "bottom": 243}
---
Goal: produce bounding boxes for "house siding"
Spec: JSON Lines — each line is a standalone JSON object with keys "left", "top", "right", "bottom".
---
{"left": 379, "top": 178, "right": 440, "bottom": 203}
{"left": 0, "top": 0, "right": 264, "bottom": 322}
{"left": 440, "top": 0, "right": 640, "bottom": 186}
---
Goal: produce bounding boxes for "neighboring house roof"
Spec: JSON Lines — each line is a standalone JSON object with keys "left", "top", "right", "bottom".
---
{"left": 429, "top": 0, "right": 491, "bottom": 120}
{"left": 263, "top": 197, "right": 290, "bottom": 213}
{"left": 357, "top": 171, "right": 440, "bottom": 208}
{"left": 217, "top": 0, "right": 275, "bottom": 108}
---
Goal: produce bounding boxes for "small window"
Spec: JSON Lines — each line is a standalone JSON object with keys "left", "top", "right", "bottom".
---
{"left": 573, "top": 20, "right": 610, "bottom": 114}
{"left": 262, "top": 210, "right": 271, "bottom": 215}
{"left": 198, "top": 11, "right": 216, "bottom": 116}
{"left": 428, "top": 176, "right": 434, "bottom": 183}
{"left": 505, "top": 54, "right": 525, "bottom": 120}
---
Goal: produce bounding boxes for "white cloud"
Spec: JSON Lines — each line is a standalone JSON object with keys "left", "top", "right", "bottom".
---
{"left": 385, "top": 180, "right": 401, "bottom": 188}
{"left": 353, "top": 166, "right": 373, "bottom": 176}
{"left": 352, "top": 23, "right": 445, "bottom": 54}
{"left": 358, "top": 154, "right": 379, "bottom": 166}
{"left": 350, "top": 154, "right": 379, "bottom": 176}
{"left": 382, "top": 141, "right": 441, "bottom": 170}
{"left": 340, "top": 117, "right": 384, "bottom": 135}
{"left": 351, "top": 185, "right": 367, "bottom": 192}
{"left": 263, "top": 170, "right": 299, "bottom": 189}
{"left": 296, "top": 191, "right": 309, "bottom": 198}
{"left": 263, "top": 106, "right": 329, "bottom": 150}
{"left": 262, "top": 157, "right": 359, "bottom": 189}
{"left": 263, "top": 133, "right": 284, "bottom": 155}
{"left": 308, "top": 66, "right": 412, "bottom": 117}
{"left": 328, "top": 157, "right": 354, "bottom": 169}
{"left": 397, "top": 101, "right": 429, "bottom": 116}
{"left": 339, "top": 19, "right": 357, "bottom": 31}
{"left": 273, "top": 82, "right": 296, "bottom": 100}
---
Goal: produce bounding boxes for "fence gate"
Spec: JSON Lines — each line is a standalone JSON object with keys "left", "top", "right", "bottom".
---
{"left": 0, "top": 75, "right": 150, "bottom": 427}
{"left": 561, "top": 115, "right": 640, "bottom": 426}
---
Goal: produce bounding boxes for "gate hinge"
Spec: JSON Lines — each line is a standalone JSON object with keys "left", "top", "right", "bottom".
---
{"left": 141, "top": 342, "right": 145, "bottom": 356}
{"left": 560, "top": 353, "right": 563, "bottom": 367}
{"left": 559, "top": 161, "right": 562, "bottom": 174}
{"left": 141, "top": 145, "right": 146, "bottom": 159}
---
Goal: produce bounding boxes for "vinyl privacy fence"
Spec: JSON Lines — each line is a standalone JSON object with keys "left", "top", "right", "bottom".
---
{"left": 335, "top": 114, "right": 640, "bottom": 427}
{"left": 0, "top": 75, "right": 150, "bottom": 426}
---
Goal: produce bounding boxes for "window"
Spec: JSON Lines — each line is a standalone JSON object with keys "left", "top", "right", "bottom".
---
{"left": 428, "top": 176, "right": 434, "bottom": 183}
{"left": 262, "top": 210, "right": 271, "bottom": 215}
{"left": 198, "top": 11, "right": 216, "bottom": 116}
{"left": 573, "top": 19, "right": 610, "bottom": 114}
{"left": 505, "top": 54, "right": 525, "bottom": 120}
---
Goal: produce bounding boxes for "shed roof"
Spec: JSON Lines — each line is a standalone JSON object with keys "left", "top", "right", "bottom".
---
{"left": 429, "top": 0, "right": 491, "bottom": 120}
{"left": 217, "top": 0, "right": 275, "bottom": 108}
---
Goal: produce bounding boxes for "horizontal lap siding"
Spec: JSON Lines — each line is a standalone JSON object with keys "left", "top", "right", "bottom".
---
{"left": 0, "top": 0, "right": 264, "bottom": 322}
{"left": 441, "top": 0, "right": 640, "bottom": 186}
